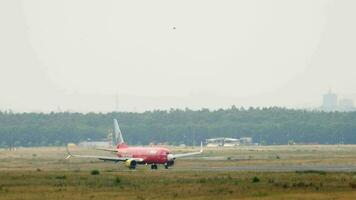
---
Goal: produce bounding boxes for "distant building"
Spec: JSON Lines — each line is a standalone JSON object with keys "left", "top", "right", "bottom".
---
{"left": 206, "top": 138, "right": 226, "bottom": 147}
{"left": 321, "top": 90, "right": 355, "bottom": 112}
{"left": 322, "top": 90, "right": 338, "bottom": 111}
{"left": 78, "top": 141, "right": 110, "bottom": 148}
{"left": 206, "top": 137, "right": 252, "bottom": 147}
{"left": 339, "top": 98, "right": 355, "bottom": 111}
{"left": 223, "top": 138, "right": 240, "bottom": 147}
{"left": 239, "top": 137, "right": 253, "bottom": 145}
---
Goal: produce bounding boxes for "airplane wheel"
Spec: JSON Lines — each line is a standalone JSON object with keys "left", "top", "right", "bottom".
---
{"left": 164, "top": 165, "right": 169, "bottom": 169}
{"left": 151, "top": 164, "right": 158, "bottom": 170}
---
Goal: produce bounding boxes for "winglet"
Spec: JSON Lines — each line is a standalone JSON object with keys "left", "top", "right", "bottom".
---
{"left": 200, "top": 141, "right": 204, "bottom": 153}
{"left": 65, "top": 144, "right": 73, "bottom": 159}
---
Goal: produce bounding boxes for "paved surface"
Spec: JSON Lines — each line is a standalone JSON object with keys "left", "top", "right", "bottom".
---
{"left": 174, "top": 164, "right": 356, "bottom": 172}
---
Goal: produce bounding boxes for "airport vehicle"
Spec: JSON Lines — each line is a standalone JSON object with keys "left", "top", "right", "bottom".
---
{"left": 66, "top": 119, "right": 203, "bottom": 169}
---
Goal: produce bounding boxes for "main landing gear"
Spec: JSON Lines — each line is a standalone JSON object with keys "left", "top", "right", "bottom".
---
{"left": 150, "top": 164, "right": 170, "bottom": 169}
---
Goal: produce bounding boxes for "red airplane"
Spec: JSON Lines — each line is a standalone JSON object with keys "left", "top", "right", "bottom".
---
{"left": 66, "top": 119, "right": 203, "bottom": 169}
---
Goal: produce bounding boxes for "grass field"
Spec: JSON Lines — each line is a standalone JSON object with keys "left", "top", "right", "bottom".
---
{"left": 1, "top": 145, "right": 356, "bottom": 199}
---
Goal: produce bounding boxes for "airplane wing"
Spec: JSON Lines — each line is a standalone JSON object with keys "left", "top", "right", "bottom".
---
{"left": 65, "top": 146, "right": 143, "bottom": 162}
{"left": 171, "top": 142, "right": 204, "bottom": 159}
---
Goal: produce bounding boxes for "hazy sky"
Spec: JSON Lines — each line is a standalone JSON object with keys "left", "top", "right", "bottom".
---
{"left": 1, "top": 0, "right": 356, "bottom": 112}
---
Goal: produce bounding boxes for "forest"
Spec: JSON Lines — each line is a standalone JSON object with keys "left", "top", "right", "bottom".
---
{"left": 0, "top": 107, "right": 356, "bottom": 147}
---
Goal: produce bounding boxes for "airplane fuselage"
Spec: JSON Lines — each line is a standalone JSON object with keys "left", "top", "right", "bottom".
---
{"left": 117, "top": 146, "right": 171, "bottom": 164}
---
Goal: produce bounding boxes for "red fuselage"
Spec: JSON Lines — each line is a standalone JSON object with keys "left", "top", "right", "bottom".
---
{"left": 117, "top": 146, "right": 171, "bottom": 164}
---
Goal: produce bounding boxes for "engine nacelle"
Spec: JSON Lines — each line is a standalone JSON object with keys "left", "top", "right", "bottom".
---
{"left": 125, "top": 159, "right": 137, "bottom": 169}
{"left": 167, "top": 159, "right": 175, "bottom": 166}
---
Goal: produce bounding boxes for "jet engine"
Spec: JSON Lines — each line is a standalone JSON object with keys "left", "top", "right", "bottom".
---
{"left": 166, "top": 154, "right": 175, "bottom": 166}
{"left": 166, "top": 159, "right": 175, "bottom": 166}
{"left": 125, "top": 159, "right": 137, "bottom": 169}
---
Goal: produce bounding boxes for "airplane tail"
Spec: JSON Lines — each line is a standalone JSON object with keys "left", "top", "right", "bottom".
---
{"left": 113, "top": 119, "right": 128, "bottom": 148}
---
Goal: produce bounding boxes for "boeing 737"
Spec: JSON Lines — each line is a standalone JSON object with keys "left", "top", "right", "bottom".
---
{"left": 65, "top": 119, "right": 203, "bottom": 169}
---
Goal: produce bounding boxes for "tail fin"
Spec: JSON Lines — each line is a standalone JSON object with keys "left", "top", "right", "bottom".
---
{"left": 113, "top": 119, "right": 127, "bottom": 148}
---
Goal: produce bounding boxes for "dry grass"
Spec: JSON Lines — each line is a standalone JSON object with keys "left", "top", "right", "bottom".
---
{"left": 1, "top": 170, "right": 356, "bottom": 199}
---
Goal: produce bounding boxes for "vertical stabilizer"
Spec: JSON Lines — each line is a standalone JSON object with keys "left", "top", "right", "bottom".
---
{"left": 113, "top": 119, "right": 125, "bottom": 145}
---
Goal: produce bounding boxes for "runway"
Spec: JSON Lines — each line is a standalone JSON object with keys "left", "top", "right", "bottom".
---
{"left": 174, "top": 164, "right": 356, "bottom": 172}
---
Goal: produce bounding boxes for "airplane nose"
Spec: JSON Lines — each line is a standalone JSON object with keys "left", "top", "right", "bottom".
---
{"left": 167, "top": 153, "right": 174, "bottom": 161}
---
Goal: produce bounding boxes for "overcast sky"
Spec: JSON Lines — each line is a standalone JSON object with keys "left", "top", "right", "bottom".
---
{"left": 1, "top": 0, "right": 355, "bottom": 112}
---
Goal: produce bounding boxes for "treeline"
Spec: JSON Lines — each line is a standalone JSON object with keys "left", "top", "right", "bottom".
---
{"left": 0, "top": 107, "right": 356, "bottom": 147}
